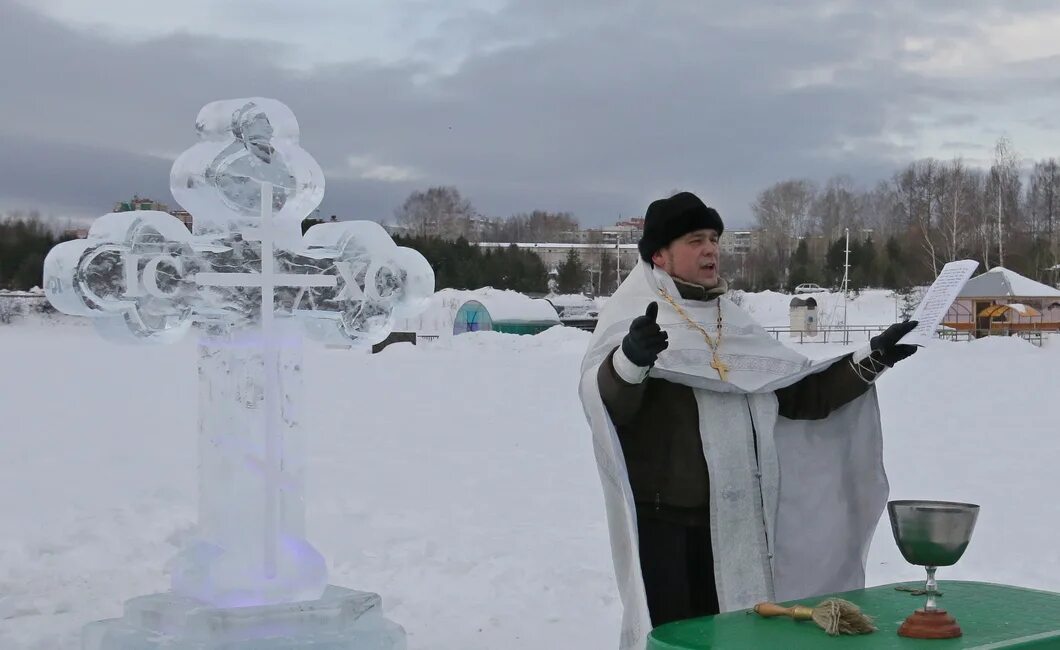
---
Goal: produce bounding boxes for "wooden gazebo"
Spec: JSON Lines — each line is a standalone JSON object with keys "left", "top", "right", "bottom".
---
{"left": 943, "top": 267, "right": 1060, "bottom": 337}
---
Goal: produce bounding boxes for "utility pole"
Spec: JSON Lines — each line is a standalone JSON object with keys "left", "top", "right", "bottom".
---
{"left": 842, "top": 228, "right": 851, "bottom": 345}
{"left": 615, "top": 237, "right": 621, "bottom": 293}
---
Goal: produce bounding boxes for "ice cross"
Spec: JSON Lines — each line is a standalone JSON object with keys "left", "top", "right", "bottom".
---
{"left": 43, "top": 98, "right": 434, "bottom": 608}
{"left": 195, "top": 181, "right": 337, "bottom": 582}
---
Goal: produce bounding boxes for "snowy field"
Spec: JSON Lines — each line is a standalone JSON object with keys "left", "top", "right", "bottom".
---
{"left": 2, "top": 290, "right": 1059, "bottom": 649}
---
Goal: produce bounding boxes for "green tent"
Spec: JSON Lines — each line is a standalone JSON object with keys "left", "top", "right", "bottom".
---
{"left": 453, "top": 300, "right": 493, "bottom": 334}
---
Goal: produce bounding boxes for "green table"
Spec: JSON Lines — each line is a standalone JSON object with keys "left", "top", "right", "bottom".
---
{"left": 648, "top": 582, "right": 1060, "bottom": 649}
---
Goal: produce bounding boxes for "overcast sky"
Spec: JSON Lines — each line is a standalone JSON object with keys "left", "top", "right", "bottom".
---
{"left": 4, "top": 0, "right": 1060, "bottom": 228}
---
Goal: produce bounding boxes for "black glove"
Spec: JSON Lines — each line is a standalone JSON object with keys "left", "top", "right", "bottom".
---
{"left": 870, "top": 320, "right": 919, "bottom": 367}
{"left": 621, "top": 302, "right": 669, "bottom": 367}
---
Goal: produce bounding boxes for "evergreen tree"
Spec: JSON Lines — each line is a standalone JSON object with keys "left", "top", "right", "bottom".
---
{"left": 0, "top": 216, "right": 76, "bottom": 290}
{"left": 855, "top": 236, "right": 878, "bottom": 288}
{"left": 556, "top": 248, "right": 587, "bottom": 294}
{"left": 392, "top": 235, "right": 546, "bottom": 292}
{"left": 598, "top": 249, "right": 618, "bottom": 295}
{"left": 883, "top": 236, "right": 906, "bottom": 289}
{"left": 786, "top": 239, "right": 818, "bottom": 291}
{"left": 825, "top": 237, "right": 846, "bottom": 287}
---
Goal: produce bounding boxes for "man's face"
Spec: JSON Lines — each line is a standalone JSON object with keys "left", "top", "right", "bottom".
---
{"left": 651, "top": 229, "right": 721, "bottom": 288}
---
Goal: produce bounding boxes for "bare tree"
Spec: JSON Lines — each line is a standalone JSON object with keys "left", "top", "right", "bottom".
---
{"left": 394, "top": 186, "right": 475, "bottom": 240}
{"left": 520, "top": 210, "right": 579, "bottom": 242}
{"left": 1027, "top": 159, "right": 1060, "bottom": 259}
{"left": 988, "top": 136, "right": 1021, "bottom": 267}
{"left": 812, "top": 175, "right": 860, "bottom": 241}
{"left": 935, "top": 157, "right": 978, "bottom": 263}
{"left": 481, "top": 210, "right": 580, "bottom": 243}
{"left": 751, "top": 179, "right": 817, "bottom": 274}
{"left": 859, "top": 181, "right": 901, "bottom": 239}
{"left": 894, "top": 159, "right": 941, "bottom": 275}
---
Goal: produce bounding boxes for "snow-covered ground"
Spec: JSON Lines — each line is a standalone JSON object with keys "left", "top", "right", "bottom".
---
{"left": 2, "top": 296, "right": 1058, "bottom": 649}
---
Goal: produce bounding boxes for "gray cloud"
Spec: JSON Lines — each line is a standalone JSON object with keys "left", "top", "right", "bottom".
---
{"left": 935, "top": 114, "right": 980, "bottom": 127}
{"left": 3, "top": 0, "right": 1060, "bottom": 229}
{"left": 941, "top": 141, "right": 987, "bottom": 151}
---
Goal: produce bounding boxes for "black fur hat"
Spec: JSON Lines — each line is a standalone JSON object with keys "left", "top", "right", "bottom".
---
{"left": 637, "top": 192, "right": 724, "bottom": 263}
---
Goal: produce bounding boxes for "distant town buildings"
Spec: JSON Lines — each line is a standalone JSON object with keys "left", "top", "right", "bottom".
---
{"left": 63, "top": 196, "right": 192, "bottom": 239}
{"left": 85, "top": 198, "right": 761, "bottom": 289}
{"left": 473, "top": 217, "right": 759, "bottom": 291}
{"left": 112, "top": 196, "right": 193, "bottom": 230}
{"left": 113, "top": 196, "right": 170, "bottom": 213}
{"left": 171, "top": 210, "right": 193, "bottom": 229}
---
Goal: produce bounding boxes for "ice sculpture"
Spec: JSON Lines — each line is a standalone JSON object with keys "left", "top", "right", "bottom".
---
{"left": 44, "top": 98, "right": 432, "bottom": 649}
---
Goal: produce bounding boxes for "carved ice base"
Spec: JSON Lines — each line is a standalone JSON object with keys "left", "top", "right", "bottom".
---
{"left": 82, "top": 586, "right": 406, "bottom": 649}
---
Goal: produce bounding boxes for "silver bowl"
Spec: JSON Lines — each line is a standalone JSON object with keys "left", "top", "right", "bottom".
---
{"left": 888, "top": 500, "right": 980, "bottom": 567}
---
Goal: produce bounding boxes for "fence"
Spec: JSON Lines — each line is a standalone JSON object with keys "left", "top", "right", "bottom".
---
{"left": 936, "top": 327, "right": 1048, "bottom": 347}
{"left": 766, "top": 325, "right": 1051, "bottom": 347}
{"left": 0, "top": 292, "right": 50, "bottom": 323}
{"left": 563, "top": 319, "right": 1052, "bottom": 347}
{"left": 762, "top": 325, "right": 889, "bottom": 345}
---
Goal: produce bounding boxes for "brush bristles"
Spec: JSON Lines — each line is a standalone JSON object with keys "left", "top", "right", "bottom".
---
{"left": 810, "top": 598, "right": 877, "bottom": 635}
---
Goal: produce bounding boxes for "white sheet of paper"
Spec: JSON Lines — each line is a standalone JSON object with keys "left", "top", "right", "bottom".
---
{"left": 900, "top": 259, "right": 980, "bottom": 346}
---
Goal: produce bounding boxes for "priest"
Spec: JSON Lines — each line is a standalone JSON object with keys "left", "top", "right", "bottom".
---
{"left": 578, "top": 191, "right": 917, "bottom": 650}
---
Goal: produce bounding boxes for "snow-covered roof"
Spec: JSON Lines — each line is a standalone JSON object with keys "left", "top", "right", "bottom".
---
{"left": 465, "top": 288, "right": 560, "bottom": 322}
{"left": 394, "top": 287, "right": 560, "bottom": 334}
{"left": 545, "top": 293, "right": 595, "bottom": 308}
{"left": 957, "top": 267, "right": 1060, "bottom": 299}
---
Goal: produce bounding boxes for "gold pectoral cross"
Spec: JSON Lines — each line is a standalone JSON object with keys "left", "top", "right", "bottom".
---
{"left": 711, "top": 356, "right": 730, "bottom": 382}
{"left": 656, "top": 287, "right": 729, "bottom": 382}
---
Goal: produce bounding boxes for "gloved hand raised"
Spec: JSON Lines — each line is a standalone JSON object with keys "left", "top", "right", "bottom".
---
{"left": 622, "top": 302, "right": 669, "bottom": 367}
{"left": 870, "top": 320, "right": 919, "bottom": 367}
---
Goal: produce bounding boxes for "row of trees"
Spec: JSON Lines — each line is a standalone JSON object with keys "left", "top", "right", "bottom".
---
{"left": 784, "top": 235, "right": 908, "bottom": 293}
{"left": 395, "top": 141, "right": 1058, "bottom": 295}
{"left": 0, "top": 215, "right": 75, "bottom": 290}
{"left": 5, "top": 136, "right": 1060, "bottom": 295}
{"left": 391, "top": 235, "right": 547, "bottom": 293}
{"left": 0, "top": 210, "right": 553, "bottom": 295}
{"left": 749, "top": 138, "right": 1059, "bottom": 289}
{"left": 393, "top": 186, "right": 581, "bottom": 243}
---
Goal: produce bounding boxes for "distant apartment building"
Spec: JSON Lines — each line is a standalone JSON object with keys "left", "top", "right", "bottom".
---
{"left": 114, "top": 196, "right": 169, "bottom": 213}
{"left": 111, "top": 196, "right": 193, "bottom": 231}
{"left": 571, "top": 216, "right": 644, "bottom": 244}
{"left": 719, "top": 229, "right": 754, "bottom": 256}
{"left": 171, "top": 210, "right": 193, "bottom": 229}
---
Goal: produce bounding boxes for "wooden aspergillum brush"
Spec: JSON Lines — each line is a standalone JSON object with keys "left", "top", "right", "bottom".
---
{"left": 753, "top": 598, "right": 877, "bottom": 636}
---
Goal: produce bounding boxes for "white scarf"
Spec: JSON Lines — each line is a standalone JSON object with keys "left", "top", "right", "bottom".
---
{"left": 578, "top": 262, "right": 889, "bottom": 650}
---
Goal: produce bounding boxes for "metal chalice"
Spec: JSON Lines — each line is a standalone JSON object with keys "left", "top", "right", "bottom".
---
{"left": 888, "top": 500, "right": 980, "bottom": 639}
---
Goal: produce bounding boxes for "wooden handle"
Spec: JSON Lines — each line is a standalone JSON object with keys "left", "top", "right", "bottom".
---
{"left": 754, "top": 603, "right": 814, "bottom": 621}
{"left": 754, "top": 603, "right": 795, "bottom": 618}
